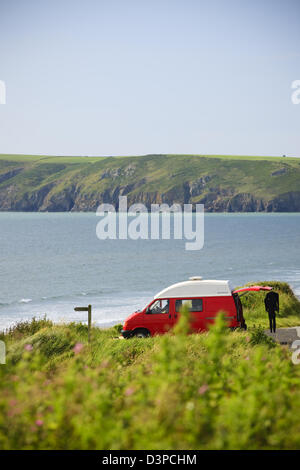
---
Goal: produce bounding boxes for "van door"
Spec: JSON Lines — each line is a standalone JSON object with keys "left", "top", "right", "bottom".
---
{"left": 144, "top": 299, "right": 174, "bottom": 335}
{"left": 175, "top": 298, "right": 204, "bottom": 332}
{"left": 203, "top": 296, "right": 236, "bottom": 330}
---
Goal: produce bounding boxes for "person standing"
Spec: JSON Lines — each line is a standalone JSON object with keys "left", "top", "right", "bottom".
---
{"left": 264, "top": 291, "right": 279, "bottom": 333}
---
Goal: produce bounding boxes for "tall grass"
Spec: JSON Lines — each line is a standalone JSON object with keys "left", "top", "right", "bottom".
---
{"left": 0, "top": 292, "right": 300, "bottom": 449}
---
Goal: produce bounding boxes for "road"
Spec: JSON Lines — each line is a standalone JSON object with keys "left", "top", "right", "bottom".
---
{"left": 264, "top": 326, "right": 300, "bottom": 348}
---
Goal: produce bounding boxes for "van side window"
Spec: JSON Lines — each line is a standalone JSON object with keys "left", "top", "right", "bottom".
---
{"left": 175, "top": 299, "right": 203, "bottom": 312}
{"left": 149, "top": 299, "right": 169, "bottom": 314}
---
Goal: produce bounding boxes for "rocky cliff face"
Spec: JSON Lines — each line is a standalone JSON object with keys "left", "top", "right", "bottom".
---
{"left": 1, "top": 179, "right": 300, "bottom": 212}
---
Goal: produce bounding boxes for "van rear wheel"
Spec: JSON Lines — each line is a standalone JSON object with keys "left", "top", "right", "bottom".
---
{"left": 132, "top": 328, "right": 150, "bottom": 338}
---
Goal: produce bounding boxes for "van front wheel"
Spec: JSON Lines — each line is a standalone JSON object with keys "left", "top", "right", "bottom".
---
{"left": 132, "top": 328, "right": 150, "bottom": 338}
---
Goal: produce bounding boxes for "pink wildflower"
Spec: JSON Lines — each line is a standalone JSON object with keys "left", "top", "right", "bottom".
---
{"left": 125, "top": 387, "right": 135, "bottom": 396}
{"left": 24, "top": 344, "right": 33, "bottom": 351}
{"left": 35, "top": 419, "right": 43, "bottom": 427}
{"left": 198, "top": 384, "right": 209, "bottom": 395}
{"left": 73, "top": 343, "right": 84, "bottom": 354}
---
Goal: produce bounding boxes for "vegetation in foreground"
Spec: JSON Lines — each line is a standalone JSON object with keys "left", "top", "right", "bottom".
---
{"left": 0, "top": 281, "right": 300, "bottom": 450}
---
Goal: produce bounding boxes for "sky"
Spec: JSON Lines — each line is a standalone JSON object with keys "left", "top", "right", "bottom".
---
{"left": 0, "top": 0, "right": 299, "bottom": 157}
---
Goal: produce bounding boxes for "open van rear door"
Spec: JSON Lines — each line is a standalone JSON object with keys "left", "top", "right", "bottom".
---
{"left": 233, "top": 286, "right": 273, "bottom": 294}
{"left": 232, "top": 285, "right": 273, "bottom": 330}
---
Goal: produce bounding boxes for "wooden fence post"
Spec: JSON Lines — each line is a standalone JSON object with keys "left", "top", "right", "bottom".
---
{"left": 88, "top": 304, "right": 91, "bottom": 343}
{"left": 74, "top": 305, "right": 92, "bottom": 343}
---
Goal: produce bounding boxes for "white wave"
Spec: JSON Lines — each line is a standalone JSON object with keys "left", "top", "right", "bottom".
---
{"left": 19, "top": 298, "right": 32, "bottom": 304}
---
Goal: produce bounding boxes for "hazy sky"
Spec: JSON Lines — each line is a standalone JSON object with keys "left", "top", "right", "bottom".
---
{"left": 0, "top": 0, "right": 299, "bottom": 157}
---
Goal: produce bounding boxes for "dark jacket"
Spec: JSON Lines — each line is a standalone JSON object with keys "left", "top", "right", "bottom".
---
{"left": 264, "top": 291, "right": 279, "bottom": 313}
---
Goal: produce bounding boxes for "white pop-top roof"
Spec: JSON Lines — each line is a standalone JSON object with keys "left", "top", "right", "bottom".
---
{"left": 154, "top": 277, "right": 233, "bottom": 299}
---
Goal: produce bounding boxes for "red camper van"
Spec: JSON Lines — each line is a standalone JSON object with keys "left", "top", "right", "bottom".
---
{"left": 122, "top": 277, "right": 249, "bottom": 338}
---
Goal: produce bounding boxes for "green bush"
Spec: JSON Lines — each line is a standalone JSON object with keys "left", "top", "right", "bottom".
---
{"left": 249, "top": 325, "right": 276, "bottom": 348}
{"left": 0, "top": 316, "right": 53, "bottom": 341}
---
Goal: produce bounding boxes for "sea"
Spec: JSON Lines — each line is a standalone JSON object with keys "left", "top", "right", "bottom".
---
{"left": 0, "top": 212, "right": 299, "bottom": 330}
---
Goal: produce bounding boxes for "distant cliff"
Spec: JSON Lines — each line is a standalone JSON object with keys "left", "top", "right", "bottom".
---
{"left": 0, "top": 154, "right": 300, "bottom": 212}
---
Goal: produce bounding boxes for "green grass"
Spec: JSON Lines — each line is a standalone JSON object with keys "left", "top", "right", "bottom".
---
{"left": 1, "top": 153, "right": 299, "bottom": 163}
{"left": 0, "top": 281, "right": 300, "bottom": 450}
{"left": 0, "top": 154, "right": 104, "bottom": 163}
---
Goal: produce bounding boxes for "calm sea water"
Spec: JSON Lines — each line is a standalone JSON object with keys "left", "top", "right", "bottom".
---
{"left": 0, "top": 212, "right": 300, "bottom": 330}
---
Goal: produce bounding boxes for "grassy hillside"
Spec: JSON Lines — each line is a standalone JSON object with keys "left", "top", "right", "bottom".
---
{"left": 0, "top": 153, "right": 300, "bottom": 211}
{"left": 239, "top": 281, "right": 300, "bottom": 328}
{"left": 0, "top": 281, "right": 300, "bottom": 450}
